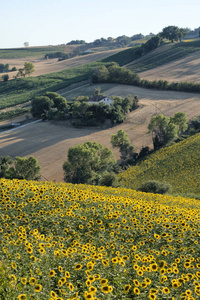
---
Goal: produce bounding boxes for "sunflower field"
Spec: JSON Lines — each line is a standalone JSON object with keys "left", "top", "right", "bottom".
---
{"left": 0, "top": 178, "right": 200, "bottom": 300}
{"left": 118, "top": 133, "right": 200, "bottom": 195}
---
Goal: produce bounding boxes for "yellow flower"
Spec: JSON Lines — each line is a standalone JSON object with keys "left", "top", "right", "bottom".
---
{"left": 34, "top": 284, "right": 42, "bottom": 292}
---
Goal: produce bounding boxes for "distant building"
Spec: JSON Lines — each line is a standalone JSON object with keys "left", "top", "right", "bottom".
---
{"left": 87, "top": 96, "right": 113, "bottom": 106}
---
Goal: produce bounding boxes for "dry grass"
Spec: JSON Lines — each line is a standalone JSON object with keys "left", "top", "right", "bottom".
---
{"left": 139, "top": 50, "right": 200, "bottom": 83}
{"left": 0, "top": 48, "right": 127, "bottom": 79}
{"left": 1, "top": 83, "right": 200, "bottom": 182}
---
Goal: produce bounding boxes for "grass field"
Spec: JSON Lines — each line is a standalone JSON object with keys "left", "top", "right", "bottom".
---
{"left": 0, "top": 178, "right": 200, "bottom": 299}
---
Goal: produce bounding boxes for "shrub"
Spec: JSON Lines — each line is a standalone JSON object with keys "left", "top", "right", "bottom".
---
{"left": 138, "top": 180, "right": 172, "bottom": 194}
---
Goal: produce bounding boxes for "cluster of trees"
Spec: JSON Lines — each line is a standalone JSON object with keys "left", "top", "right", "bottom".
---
{"left": 92, "top": 63, "right": 140, "bottom": 85}
{"left": 31, "top": 92, "right": 68, "bottom": 120}
{"left": 148, "top": 112, "right": 188, "bottom": 149}
{"left": 0, "top": 156, "right": 40, "bottom": 180}
{"left": 31, "top": 91, "right": 139, "bottom": 126}
{"left": 93, "top": 63, "right": 200, "bottom": 94}
{"left": 0, "top": 64, "right": 17, "bottom": 81}
{"left": 15, "top": 62, "right": 35, "bottom": 78}
{"left": 160, "top": 26, "right": 188, "bottom": 42}
{"left": 45, "top": 52, "right": 70, "bottom": 61}
{"left": 62, "top": 111, "right": 190, "bottom": 189}
{"left": 67, "top": 40, "right": 86, "bottom": 45}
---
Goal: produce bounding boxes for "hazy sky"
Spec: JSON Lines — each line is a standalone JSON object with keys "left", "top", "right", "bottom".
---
{"left": 1, "top": 0, "right": 199, "bottom": 48}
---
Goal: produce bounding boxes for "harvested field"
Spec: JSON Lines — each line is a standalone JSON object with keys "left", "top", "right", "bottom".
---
{"left": 0, "top": 48, "right": 127, "bottom": 78}
{"left": 139, "top": 50, "right": 200, "bottom": 83}
{"left": 1, "top": 83, "right": 200, "bottom": 183}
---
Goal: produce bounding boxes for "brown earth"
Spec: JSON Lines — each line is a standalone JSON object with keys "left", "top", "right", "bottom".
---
{"left": 139, "top": 50, "right": 200, "bottom": 83}
{"left": 1, "top": 83, "right": 200, "bottom": 183}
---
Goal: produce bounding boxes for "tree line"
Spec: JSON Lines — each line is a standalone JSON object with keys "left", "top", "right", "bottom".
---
{"left": 92, "top": 63, "right": 200, "bottom": 94}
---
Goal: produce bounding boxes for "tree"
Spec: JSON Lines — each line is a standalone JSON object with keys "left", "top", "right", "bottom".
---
{"left": 63, "top": 141, "right": 116, "bottom": 185}
{"left": 2, "top": 74, "right": 9, "bottom": 81}
{"left": 161, "top": 26, "right": 187, "bottom": 42}
{"left": 148, "top": 114, "right": 179, "bottom": 149}
{"left": 24, "top": 62, "right": 34, "bottom": 76}
{"left": 0, "top": 156, "right": 13, "bottom": 178}
{"left": 31, "top": 96, "right": 54, "bottom": 118}
{"left": 111, "top": 129, "right": 135, "bottom": 163}
{"left": 24, "top": 42, "right": 29, "bottom": 47}
{"left": 170, "top": 112, "right": 188, "bottom": 134}
{"left": 6, "top": 156, "right": 41, "bottom": 180}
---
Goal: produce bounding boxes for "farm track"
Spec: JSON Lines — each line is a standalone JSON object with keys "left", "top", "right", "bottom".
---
{"left": 1, "top": 83, "right": 200, "bottom": 183}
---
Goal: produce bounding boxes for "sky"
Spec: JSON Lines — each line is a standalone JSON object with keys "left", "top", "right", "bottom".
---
{"left": 1, "top": 0, "right": 199, "bottom": 48}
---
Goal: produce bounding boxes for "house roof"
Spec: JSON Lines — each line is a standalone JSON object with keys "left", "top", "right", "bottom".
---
{"left": 88, "top": 95, "right": 105, "bottom": 102}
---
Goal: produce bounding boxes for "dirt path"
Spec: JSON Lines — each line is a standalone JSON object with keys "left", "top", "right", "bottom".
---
{"left": 1, "top": 83, "right": 200, "bottom": 183}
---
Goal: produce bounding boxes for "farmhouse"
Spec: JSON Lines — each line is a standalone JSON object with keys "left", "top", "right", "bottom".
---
{"left": 87, "top": 95, "right": 113, "bottom": 105}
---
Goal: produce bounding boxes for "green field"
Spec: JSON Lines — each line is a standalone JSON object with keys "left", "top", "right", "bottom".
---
{"left": 0, "top": 62, "right": 107, "bottom": 109}
{"left": 119, "top": 132, "right": 200, "bottom": 196}
{"left": 0, "top": 46, "right": 70, "bottom": 59}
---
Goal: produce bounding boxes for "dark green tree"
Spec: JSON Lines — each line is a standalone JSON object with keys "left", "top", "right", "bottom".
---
{"left": 63, "top": 142, "right": 116, "bottom": 185}
{"left": 6, "top": 156, "right": 41, "bottom": 180}
{"left": 161, "top": 26, "right": 187, "bottom": 42}
{"left": 148, "top": 114, "right": 179, "bottom": 149}
{"left": 2, "top": 74, "right": 9, "bottom": 81}
{"left": 31, "top": 96, "right": 54, "bottom": 118}
{"left": 0, "top": 156, "right": 13, "bottom": 178}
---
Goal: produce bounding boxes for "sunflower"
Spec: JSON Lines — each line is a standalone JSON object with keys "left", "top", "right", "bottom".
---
{"left": 124, "top": 284, "right": 131, "bottom": 293}
{"left": 49, "top": 270, "right": 55, "bottom": 277}
{"left": 34, "top": 284, "right": 42, "bottom": 292}
{"left": 18, "top": 295, "right": 27, "bottom": 300}
{"left": 74, "top": 264, "right": 83, "bottom": 270}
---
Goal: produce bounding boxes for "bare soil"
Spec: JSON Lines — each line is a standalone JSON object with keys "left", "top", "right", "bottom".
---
{"left": 1, "top": 83, "right": 200, "bottom": 183}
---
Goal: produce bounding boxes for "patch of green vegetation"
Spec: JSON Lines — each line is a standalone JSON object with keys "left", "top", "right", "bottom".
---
{"left": 101, "top": 46, "right": 140, "bottom": 66}
{"left": 0, "top": 62, "right": 106, "bottom": 109}
{"left": 0, "top": 108, "right": 30, "bottom": 121}
{"left": 119, "top": 132, "right": 200, "bottom": 194}
{"left": 0, "top": 46, "right": 66, "bottom": 59}
{"left": 127, "top": 40, "right": 200, "bottom": 72}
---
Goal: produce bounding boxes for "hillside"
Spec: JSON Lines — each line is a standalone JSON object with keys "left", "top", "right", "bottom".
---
{"left": 119, "top": 132, "right": 200, "bottom": 195}
{"left": 1, "top": 83, "right": 200, "bottom": 182}
{"left": 0, "top": 178, "right": 200, "bottom": 299}
{"left": 126, "top": 40, "right": 200, "bottom": 73}
{"left": 0, "top": 48, "right": 128, "bottom": 79}
{"left": 139, "top": 49, "right": 200, "bottom": 83}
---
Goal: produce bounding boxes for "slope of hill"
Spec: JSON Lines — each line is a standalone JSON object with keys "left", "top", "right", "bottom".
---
{"left": 119, "top": 132, "right": 200, "bottom": 195}
{"left": 0, "top": 178, "right": 200, "bottom": 299}
{"left": 139, "top": 50, "right": 200, "bottom": 83}
{"left": 126, "top": 40, "right": 200, "bottom": 73}
{"left": 101, "top": 40, "right": 200, "bottom": 75}
{"left": 1, "top": 83, "right": 200, "bottom": 183}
